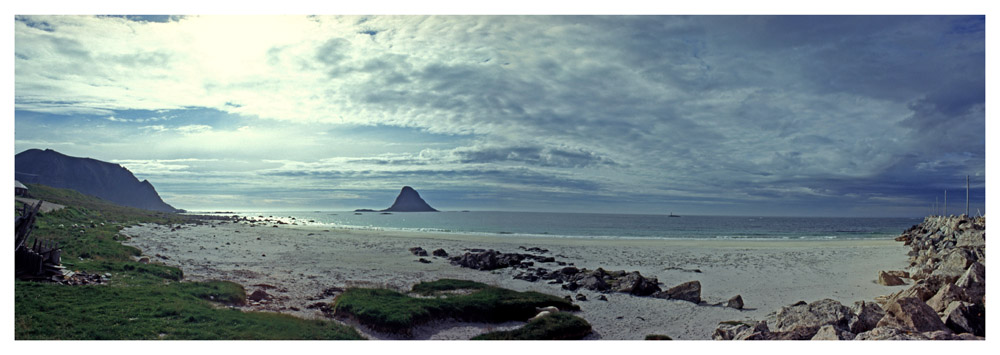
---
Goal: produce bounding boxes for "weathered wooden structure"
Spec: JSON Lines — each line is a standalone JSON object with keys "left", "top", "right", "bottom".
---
{"left": 15, "top": 200, "right": 63, "bottom": 279}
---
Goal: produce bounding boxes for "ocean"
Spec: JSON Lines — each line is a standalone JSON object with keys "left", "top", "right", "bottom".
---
{"left": 212, "top": 211, "right": 921, "bottom": 241}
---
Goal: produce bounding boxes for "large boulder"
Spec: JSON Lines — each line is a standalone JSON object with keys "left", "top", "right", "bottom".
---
{"left": 876, "top": 296, "right": 949, "bottom": 333}
{"left": 810, "top": 324, "right": 854, "bottom": 340}
{"left": 955, "top": 229, "right": 985, "bottom": 247}
{"left": 612, "top": 271, "right": 661, "bottom": 296}
{"left": 713, "top": 321, "right": 770, "bottom": 340}
{"left": 657, "top": 280, "right": 701, "bottom": 303}
{"left": 579, "top": 274, "right": 610, "bottom": 292}
{"left": 954, "top": 262, "right": 985, "bottom": 303}
{"left": 773, "top": 299, "right": 854, "bottom": 336}
{"left": 877, "top": 270, "right": 906, "bottom": 286}
{"left": 926, "top": 283, "right": 965, "bottom": 313}
{"left": 941, "top": 301, "right": 985, "bottom": 337}
{"left": 855, "top": 327, "right": 931, "bottom": 340}
{"left": 848, "top": 301, "right": 885, "bottom": 334}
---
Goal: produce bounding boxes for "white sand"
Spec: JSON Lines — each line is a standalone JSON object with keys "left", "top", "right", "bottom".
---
{"left": 121, "top": 220, "right": 911, "bottom": 340}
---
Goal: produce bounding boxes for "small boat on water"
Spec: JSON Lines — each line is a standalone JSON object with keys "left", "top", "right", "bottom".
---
{"left": 668, "top": 212, "right": 680, "bottom": 217}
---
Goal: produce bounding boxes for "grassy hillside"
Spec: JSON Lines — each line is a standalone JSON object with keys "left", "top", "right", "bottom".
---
{"left": 15, "top": 184, "right": 364, "bottom": 340}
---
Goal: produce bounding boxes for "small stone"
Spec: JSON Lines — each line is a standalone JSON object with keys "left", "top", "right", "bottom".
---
{"left": 575, "top": 293, "right": 588, "bottom": 301}
{"left": 726, "top": 295, "right": 744, "bottom": 310}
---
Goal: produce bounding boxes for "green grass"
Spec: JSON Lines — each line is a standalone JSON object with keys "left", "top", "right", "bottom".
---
{"left": 15, "top": 184, "right": 365, "bottom": 340}
{"left": 333, "top": 279, "right": 580, "bottom": 335}
{"left": 471, "top": 312, "right": 593, "bottom": 340}
{"left": 15, "top": 280, "right": 362, "bottom": 340}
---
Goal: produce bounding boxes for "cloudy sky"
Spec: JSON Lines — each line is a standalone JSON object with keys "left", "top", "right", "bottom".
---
{"left": 12, "top": 14, "right": 986, "bottom": 216}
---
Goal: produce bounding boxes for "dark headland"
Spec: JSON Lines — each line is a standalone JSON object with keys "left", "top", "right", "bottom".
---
{"left": 358, "top": 186, "right": 438, "bottom": 212}
{"left": 14, "top": 148, "right": 181, "bottom": 213}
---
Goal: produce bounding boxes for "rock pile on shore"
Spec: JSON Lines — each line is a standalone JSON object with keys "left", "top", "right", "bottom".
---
{"left": 445, "top": 248, "right": 734, "bottom": 305}
{"left": 714, "top": 215, "right": 985, "bottom": 340}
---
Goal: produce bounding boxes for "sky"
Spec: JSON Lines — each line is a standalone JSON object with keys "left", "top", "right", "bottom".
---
{"left": 11, "top": 13, "right": 988, "bottom": 216}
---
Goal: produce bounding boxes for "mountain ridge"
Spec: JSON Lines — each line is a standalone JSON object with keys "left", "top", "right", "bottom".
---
{"left": 14, "top": 149, "right": 181, "bottom": 213}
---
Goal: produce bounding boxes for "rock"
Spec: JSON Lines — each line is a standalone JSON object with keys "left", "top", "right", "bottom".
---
{"left": 726, "top": 295, "right": 744, "bottom": 310}
{"left": 597, "top": 295, "right": 608, "bottom": 301}
{"left": 854, "top": 326, "right": 930, "bottom": 340}
{"left": 877, "top": 270, "right": 906, "bottom": 286}
{"left": 661, "top": 280, "right": 701, "bottom": 303}
{"left": 138, "top": 256, "right": 150, "bottom": 264}
{"left": 417, "top": 258, "right": 431, "bottom": 264}
{"left": 876, "top": 296, "right": 949, "bottom": 333}
{"left": 713, "top": 321, "right": 770, "bottom": 340}
{"left": 431, "top": 248, "right": 448, "bottom": 257}
{"left": 558, "top": 266, "right": 580, "bottom": 275}
{"left": 955, "top": 229, "right": 985, "bottom": 247}
{"left": 612, "top": 271, "right": 662, "bottom": 296}
{"left": 884, "top": 270, "right": 910, "bottom": 279}
{"left": 849, "top": 301, "right": 885, "bottom": 334}
{"left": 938, "top": 248, "right": 975, "bottom": 272}
{"left": 954, "top": 262, "right": 985, "bottom": 303}
{"left": 579, "top": 274, "right": 610, "bottom": 292}
{"left": 882, "top": 282, "right": 936, "bottom": 305}
{"left": 941, "top": 301, "right": 985, "bottom": 336}
{"left": 248, "top": 289, "right": 269, "bottom": 302}
{"left": 773, "top": 299, "right": 854, "bottom": 337}
{"left": 926, "top": 283, "right": 965, "bottom": 313}
{"left": 561, "top": 281, "right": 580, "bottom": 291}
{"left": 810, "top": 324, "right": 853, "bottom": 340}
{"left": 575, "top": 293, "right": 588, "bottom": 301}
{"left": 408, "top": 247, "right": 428, "bottom": 256}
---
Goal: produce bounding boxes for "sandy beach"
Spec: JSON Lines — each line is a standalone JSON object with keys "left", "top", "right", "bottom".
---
{"left": 121, "top": 220, "right": 912, "bottom": 340}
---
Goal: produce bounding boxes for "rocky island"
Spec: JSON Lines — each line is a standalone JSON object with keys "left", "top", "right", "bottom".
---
{"left": 375, "top": 186, "right": 439, "bottom": 212}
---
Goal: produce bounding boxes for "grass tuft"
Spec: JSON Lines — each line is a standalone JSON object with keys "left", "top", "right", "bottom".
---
{"left": 472, "top": 312, "right": 592, "bottom": 340}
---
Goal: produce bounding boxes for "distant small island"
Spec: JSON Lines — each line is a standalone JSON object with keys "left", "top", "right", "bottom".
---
{"left": 355, "top": 186, "right": 438, "bottom": 212}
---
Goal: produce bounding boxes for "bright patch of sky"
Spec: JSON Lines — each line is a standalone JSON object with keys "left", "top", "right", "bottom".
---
{"left": 13, "top": 14, "right": 986, "bottom": 216}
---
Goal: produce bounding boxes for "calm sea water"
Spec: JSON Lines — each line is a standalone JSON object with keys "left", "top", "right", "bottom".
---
{"left": 214, "top": 211, "right": 921, "bottom": 241}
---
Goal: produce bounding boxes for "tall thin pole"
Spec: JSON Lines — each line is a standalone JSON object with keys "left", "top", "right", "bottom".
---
{"left": 966, "top": 175, "right": 970, "bottom": 216}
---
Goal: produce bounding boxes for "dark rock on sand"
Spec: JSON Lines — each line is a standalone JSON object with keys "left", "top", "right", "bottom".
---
{"left": 655, "top": 280, "right": 701, "bottom": 303}
{"left": 726, "top": 295, "right": 744, "bottom": 310}
{"left": 409, "top": 247, "right": 428, "bottom": 256}
{"left": 432, "top": 248, "right": 448, "bottom": 257}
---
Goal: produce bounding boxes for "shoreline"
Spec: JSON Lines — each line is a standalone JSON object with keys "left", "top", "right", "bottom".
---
{"left": 121, "top": 220, "right": 911, "bottom": 339}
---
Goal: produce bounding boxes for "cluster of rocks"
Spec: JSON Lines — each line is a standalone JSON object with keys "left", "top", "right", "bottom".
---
{"left": 447, "top": 249, "right": 557, "bottom": 270}
{"left": 444, "top": 248, "right": 743, "bottom": 308}
{"left": 715, "top": 215, "right": 985, "bottom": 340}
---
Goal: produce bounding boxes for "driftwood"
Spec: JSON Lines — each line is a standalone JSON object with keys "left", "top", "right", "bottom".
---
{"left": 15, "top": 201, "right": 63, "bottom": 279}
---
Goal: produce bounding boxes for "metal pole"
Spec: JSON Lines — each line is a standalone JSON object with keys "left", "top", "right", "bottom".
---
{"left": 967, "top": 175, "right": 970, "bottom": 217}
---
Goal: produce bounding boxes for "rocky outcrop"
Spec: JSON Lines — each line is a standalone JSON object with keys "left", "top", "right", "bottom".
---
{"left": 715, "top": 215, "right": 986, "bottom": 340}
{"left": 382, "top": 186, "right": 438, "bottom": 212}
